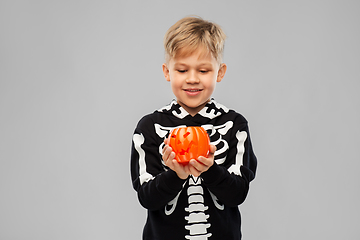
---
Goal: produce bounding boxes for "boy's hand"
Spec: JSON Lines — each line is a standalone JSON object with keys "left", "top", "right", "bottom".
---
{"left": 188, "top": 145, "right": 216, "bottom": 177}
{"left": 162, "top": 138, "right": 190, "bottom": 180}
{"left": 162, "top": 138, "right": 216, "bottom": 179}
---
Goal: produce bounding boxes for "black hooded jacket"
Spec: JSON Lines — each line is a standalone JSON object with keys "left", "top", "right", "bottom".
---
{"left": 131, "top": 99, "right": 257, "bottom": 240}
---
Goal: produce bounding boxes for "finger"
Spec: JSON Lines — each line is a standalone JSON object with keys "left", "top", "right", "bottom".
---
{"left": 208, "top": 144, "right": 216, "bottom": 156}
{"left": 169, "top": 151, "right": 176, "bottom": 160}
{"left": 189, "top": 159, "right": 206, "bottom": 172}
{"left": 163, "top": 146, "right": 174, "bottom": 162}
{"left": 183, "top": 164, "right": 191, "bottom": 175}
{"left": 162, "top": 144, "right": 167, "bottom": 155}
{"left": 188, "top": 163, "right": 201, "bottom": 177}
{"left": 164, "top": 153, "right": 176, "bottom": 169}
{"left": 172, "top": 160, "right": 190, "bottom": 179}
{"left": 162, "top": 145, "right": 169, "bottom": 158}
{"left": 171, "top": 159, "right": 179, "bottom": 169}
{"left": 196, "top": 156, "right": 212, "bottom": 168}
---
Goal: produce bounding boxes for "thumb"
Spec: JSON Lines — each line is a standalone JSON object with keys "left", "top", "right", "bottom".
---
{"left": 208, "top": 144, "right": 216, "bottom": 156}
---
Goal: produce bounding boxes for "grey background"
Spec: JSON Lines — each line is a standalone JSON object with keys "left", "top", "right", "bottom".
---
{"left": 1, "top": 0, "right": 359, "bottom": 239}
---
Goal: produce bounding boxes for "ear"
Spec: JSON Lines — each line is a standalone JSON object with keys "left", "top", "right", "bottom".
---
{"left": 216, "top": 63, "right": 227, "bottom": 83}
{"left": 162, "top": 63, "right": 171, "bottom": 82}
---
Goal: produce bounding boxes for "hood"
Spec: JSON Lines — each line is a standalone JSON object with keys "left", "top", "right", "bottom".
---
{"left": 157, "top": 99, "right": 229, "bottom": 120}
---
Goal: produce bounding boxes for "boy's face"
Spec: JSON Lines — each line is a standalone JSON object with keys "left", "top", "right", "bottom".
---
{"left": 162, "top": 49, "right": 227, "bottom": 116}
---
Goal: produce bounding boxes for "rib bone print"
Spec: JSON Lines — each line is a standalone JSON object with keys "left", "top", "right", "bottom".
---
{"left": 155, "top": 121, "right": 233, "bottom": 167}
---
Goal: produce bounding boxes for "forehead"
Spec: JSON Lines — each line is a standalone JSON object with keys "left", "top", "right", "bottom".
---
{"left": 172, "top": 47, "right": 216, "bottom": 64}
{"left": 176, "top": 46, "right": 211, "bottom": 59}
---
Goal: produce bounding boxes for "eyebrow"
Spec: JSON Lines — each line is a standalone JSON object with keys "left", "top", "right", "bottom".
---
{"left": 174, "top": 63, "right": 213, "bottom": 68}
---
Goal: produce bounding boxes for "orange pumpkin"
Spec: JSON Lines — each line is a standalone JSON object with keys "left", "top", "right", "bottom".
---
{"left": 168, "top": 126, "right": 210, "bottom": 165}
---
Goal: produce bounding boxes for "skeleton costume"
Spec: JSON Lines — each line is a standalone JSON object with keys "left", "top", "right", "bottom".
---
{"left": 131, "top": 99, "right": 257, "bottom": 240}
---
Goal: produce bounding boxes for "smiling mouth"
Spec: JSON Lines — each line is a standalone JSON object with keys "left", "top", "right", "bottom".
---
{"left": 184, "top": 88, "right": 202, "bottom": 96}
{"left": 184, "top": 89, "right": 202, "bottom": 92}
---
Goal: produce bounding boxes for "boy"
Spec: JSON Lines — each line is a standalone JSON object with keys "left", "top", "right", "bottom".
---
{"left": 131, "top": 16, "right": 257, "bottom": 240}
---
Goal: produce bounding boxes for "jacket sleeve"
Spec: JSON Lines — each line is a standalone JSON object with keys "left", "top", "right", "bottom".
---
{"left": 130, "top": 116, "right": 186, "bottom": 210}
{"left": 201, "top": 115, "right": 257, "bottom": 207}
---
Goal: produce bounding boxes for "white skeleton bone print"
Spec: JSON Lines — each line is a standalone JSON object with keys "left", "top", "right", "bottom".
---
{"left": 185, "top": 177, "right": 211, "bottom": 240}
{"left": 155, "top": 121, "right": 246, "bottom": 172}
{"left": 153, "top": 121, "right": 247, "bottom": 239}
{"left": 131, "top": 99, "right": 257, "bottom": 240}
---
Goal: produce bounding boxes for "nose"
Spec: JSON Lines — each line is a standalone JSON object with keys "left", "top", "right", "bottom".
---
{"left": 185, "top": 70, "right": 200, "bottom": 84}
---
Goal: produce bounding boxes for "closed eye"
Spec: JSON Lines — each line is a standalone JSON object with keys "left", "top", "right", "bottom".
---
{"left": 177, "top": 69, "right": 187, "bottom": 73}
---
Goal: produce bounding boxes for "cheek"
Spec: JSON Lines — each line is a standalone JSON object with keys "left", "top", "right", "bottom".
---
{"left": 169, "top": 75, "right": 183, "bottom": 88}
{"left": 203, "top": 76, "right": 217, "bottom": 90}
{"left": 170, "top": 80, "right": 181, "bottom": 91}
{"left": 170, "top": 80, "right": 183, "bottom": 98}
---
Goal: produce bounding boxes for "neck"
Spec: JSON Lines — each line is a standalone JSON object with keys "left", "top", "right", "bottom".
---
{"left": 177, "top": 99, "right": 210, "bottom": 116}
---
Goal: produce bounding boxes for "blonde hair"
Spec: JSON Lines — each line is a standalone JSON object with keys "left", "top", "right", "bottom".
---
{"left": 164, "top": 16, "right": 226, "bottom": 64}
